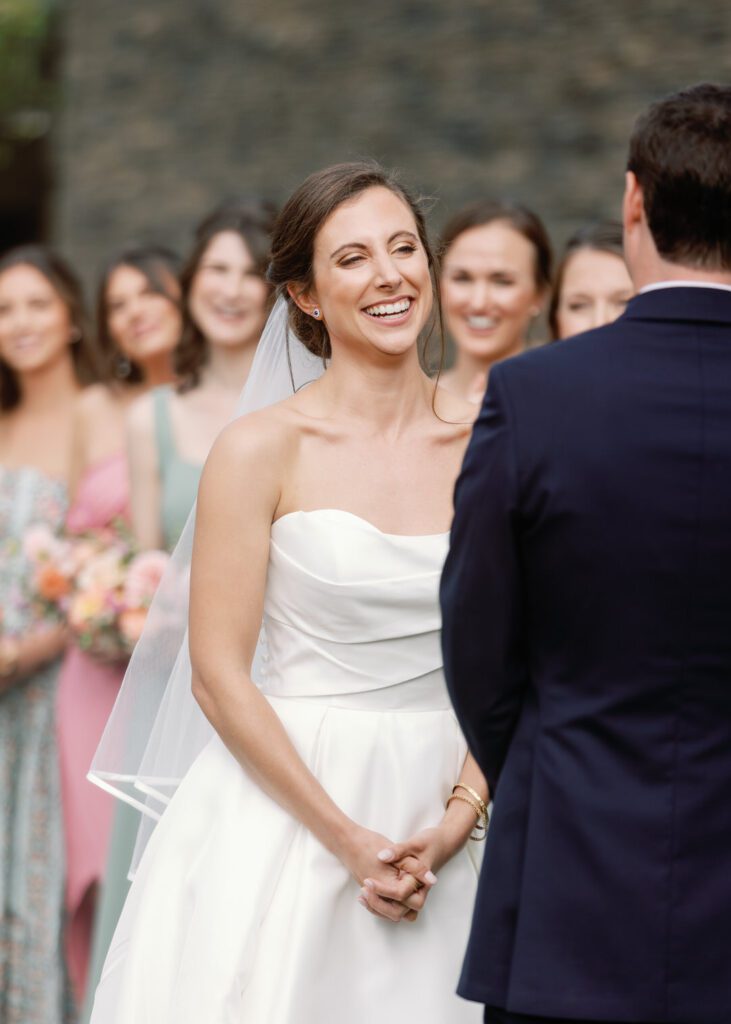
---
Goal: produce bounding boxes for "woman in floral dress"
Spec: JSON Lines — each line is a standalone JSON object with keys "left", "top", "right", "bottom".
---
{"left": 0, "top": 245, "right": 97, "bottom": 1023}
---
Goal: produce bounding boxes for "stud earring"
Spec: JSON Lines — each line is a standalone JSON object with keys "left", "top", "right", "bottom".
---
{"left": 312, "top": 308, "right": 321, "bottom": 319}
{"left": 115, "top": 353, "right": 132, "bottom": 379}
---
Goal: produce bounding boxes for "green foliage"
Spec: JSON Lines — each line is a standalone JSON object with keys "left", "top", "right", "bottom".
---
{"left": 0, "top": 0, "right": 56, "bottom": 172}
{"left": 0, "top": 0, "right": 55, "bottom": 131}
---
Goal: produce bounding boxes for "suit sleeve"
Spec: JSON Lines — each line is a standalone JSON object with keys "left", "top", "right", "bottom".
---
{"left": 440, "top": 364, "right": 527, "bottom": 798}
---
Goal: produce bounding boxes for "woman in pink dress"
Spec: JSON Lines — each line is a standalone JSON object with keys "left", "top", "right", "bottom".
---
{"left": 55, "top": 245, "right": 183, "bottom": 1007}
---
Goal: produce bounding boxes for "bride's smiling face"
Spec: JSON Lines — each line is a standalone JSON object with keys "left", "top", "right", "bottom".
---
{"left": 306, "top": 186, "right": 433, "bottom": 358}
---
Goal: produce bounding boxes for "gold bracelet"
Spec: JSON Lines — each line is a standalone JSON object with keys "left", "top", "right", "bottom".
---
{"left": 452, "top": 783, "right": 489, "bottom": 820}
{"left": 446, "top": 793, "right": 487, "bottom": 841}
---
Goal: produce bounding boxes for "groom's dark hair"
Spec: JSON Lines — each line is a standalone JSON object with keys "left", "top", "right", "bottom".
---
{"left": 628, "top": 83, "right": 731, "bottom": 270}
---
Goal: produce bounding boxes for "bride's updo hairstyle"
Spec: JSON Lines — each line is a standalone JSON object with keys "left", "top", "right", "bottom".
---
{"left": 267, "top": 162, "right": 442, "bottom": 365}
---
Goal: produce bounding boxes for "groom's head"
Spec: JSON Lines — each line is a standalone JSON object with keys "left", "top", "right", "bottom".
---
{"left": 623, "top": 84, "right": 731, "bottom": 284}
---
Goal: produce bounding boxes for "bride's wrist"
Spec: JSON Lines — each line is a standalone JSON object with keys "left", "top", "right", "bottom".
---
{"left": 438, "top": 799, "right": 482, "bottom": 858}
{"left": 325, "top": 816, "right": 363, "bottom": 864}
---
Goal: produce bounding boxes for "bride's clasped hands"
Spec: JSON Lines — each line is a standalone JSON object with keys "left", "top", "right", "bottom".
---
{"left": 336, "top": 822, "right": 437, "bottom": 923}
{"left": 357, "top": 773, "right": 489, "bottom": 922}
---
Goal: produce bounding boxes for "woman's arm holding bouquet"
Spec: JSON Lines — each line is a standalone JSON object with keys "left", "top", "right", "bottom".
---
{"left": 126, "top": 394, "right": 164, "bottom": 551}
{"left": 189, "top": 415, "right": 434, "bottom": 922}
{"left": 0, "top": 623, "right": 68, "bottom": 693}
{"left": 67, "top": 391, "right": 92, "bottom": 504}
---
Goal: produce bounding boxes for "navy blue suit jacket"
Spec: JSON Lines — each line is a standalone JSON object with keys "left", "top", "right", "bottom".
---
{"left": 441, "top": 287, "right": 731, "bottom": 1024}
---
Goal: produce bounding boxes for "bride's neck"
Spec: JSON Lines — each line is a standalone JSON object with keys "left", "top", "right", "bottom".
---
{"left": 317, "top": 344, "right": 431, "bottom": 438}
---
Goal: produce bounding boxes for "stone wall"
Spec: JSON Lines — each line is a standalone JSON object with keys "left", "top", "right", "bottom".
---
{"left": 53, "top": 0, "right": 731, "bottom": 283}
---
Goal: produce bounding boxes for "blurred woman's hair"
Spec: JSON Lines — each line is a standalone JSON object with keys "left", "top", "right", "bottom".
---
{"left": 548, "top": 221, "right": 625, "bottom": 339}
{"left": 176, "top": 199, "right": 278, "bottom": 391}
{"left": 96, "top": 244, "right": 182, "bottom": 385}
{"left": 0, "top": 244, "right": 98, "bottom": 412}
{"left": 440, "top": 199, "right": 553, "bottom": 293}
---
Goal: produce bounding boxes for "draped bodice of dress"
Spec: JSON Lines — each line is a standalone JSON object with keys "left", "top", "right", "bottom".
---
{"left": 261, "top": 509, "right": 450, "bottom": 711}
{"left": 88, "top": 508, "right": 482, "bottom": 1024}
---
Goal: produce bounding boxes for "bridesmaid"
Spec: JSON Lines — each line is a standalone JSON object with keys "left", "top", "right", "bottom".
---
{"left": 548, "top": 221, "right": 634, "bottom": 340}
{"left": 0, "top": 245, "right": 97, "bottom": 1023}
{"left": 56, "top": 245, "right": 182, "bottom": 1008}
{"left": 127, "top": 199, "right": 276, "bottom": 550}
{"left": 438, "top": 200, "right": 553, "bottom": 402}
{"left": 80, "top": 202, "right": 274, "bottom": 1024}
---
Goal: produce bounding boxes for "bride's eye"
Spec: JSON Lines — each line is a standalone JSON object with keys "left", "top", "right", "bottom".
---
{"left": 395, "top": 244, "right": 417, "bottom": 256}
{"left": 339, "top": 254, "right": 365, "bottom": 267}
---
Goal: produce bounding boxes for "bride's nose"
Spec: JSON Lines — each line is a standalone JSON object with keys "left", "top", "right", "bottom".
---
{"left": 373, "top": 253, "right": 403, "bottom": 290}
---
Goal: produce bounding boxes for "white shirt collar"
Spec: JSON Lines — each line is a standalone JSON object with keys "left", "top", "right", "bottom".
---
{"left": 639, "top": 280, "right": 731, "bottom": 295}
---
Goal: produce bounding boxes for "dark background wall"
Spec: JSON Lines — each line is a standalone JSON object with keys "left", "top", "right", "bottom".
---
{"left": 51, "top": 0, "right": 731, "bottom": 282}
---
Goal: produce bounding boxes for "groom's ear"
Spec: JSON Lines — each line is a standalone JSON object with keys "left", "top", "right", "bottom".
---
{"left": 623, "top": 171, "right": 644, "bottom": 233}
{"left": 287, "top": 283, "right": 320, "bottom": 319}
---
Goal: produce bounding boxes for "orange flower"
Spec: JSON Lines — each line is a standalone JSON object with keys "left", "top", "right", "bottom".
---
{"left": 36, "top": 564, "right": 72, "bottom": 601}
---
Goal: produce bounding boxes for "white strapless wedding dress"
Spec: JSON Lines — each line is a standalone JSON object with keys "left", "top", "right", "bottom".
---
{"left": 90, "top": 510, "right": 482, "bottom": 1023}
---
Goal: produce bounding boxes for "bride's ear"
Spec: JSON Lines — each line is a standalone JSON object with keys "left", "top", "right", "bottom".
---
{"left": 287, "top": 283, "right": 321, "bottom": 320}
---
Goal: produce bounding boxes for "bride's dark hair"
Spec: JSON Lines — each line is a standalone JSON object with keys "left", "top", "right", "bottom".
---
{"left": 267, "top": 161, "right": 443, "bottom": 370}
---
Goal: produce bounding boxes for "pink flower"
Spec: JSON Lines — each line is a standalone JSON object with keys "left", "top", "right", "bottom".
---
{"left": 23, "top": 523, "right": 70, "bottom": 565}
{"left": 123, "top": 550, "right": 169, "bottom": 609}
{"left": 77, "top": 548, "right": 126, "bottom": 594}
{"left": 68, "top": 538, "right": 99, "bottom": 574}
{"left": 118, "top": 608, "right": 148, "bottom": 646}
{"left": 23, "top": 523, "right": 55, "bottom": 560}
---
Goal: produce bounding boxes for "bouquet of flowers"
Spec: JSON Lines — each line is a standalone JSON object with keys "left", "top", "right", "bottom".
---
{"left": 23, "top": 521, "right": 169, "bottom": 663}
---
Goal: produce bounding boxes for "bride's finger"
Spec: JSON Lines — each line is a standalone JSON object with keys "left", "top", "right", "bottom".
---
{"left": 362, "top": 872, "right": 424, "bottom": 905}
{"left": 360, "top": 890, "right": 419, "bottom": 924}
{"left": 402, "top": 888, "right": 428, "bottom": 911}
{"left": 363, "top": 875, "right": 429, "bottom": 913}
{"left": 396, "top": 855, "right": 437, "bottom": 886}
{"left": 359, "top": 886, "right": 409, "bottom": 923}
{"left": 378, "top": 846, "right": 438, "bottom": 887}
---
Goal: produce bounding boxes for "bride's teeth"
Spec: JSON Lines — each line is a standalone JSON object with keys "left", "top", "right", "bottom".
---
{"left": 467, "top": 316, "right": 495, "bottom": 329}
{"left": 365, "top": 299, "right": 411, "bottom": 317}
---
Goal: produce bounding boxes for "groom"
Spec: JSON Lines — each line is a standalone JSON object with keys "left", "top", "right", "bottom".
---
{"left": 441, "top": 83, "right": 731, "bottom": 1024}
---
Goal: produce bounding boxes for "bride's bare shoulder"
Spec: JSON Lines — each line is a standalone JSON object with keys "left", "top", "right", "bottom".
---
{"left": 203, "top": 396, "right": 305, "bottom": 481}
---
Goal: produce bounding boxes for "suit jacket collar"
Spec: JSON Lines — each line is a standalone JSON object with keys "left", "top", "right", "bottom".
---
{"left": 624, "top": 285, "right": 731, "bottom": 325}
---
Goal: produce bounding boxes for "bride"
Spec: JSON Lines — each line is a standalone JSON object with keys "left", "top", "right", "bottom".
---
{"left": 89, "top": 162, "right": 487, "bottom": 1023}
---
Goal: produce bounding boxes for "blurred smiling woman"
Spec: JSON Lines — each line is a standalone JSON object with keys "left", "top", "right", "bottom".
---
{"left": 126, "top": 200, "right": 275, "bottom": 552}
{"left": 56, "top": 244, "right": 183, "bottom": 1009}
{"left": 439, "top": 200, "right": 552, "bottom": 402}
{"left": 549, "top": 221, "right": 634, "bottom": 340}
{"left": 0, "top": 245, "right": 97, "bottom": 1022}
